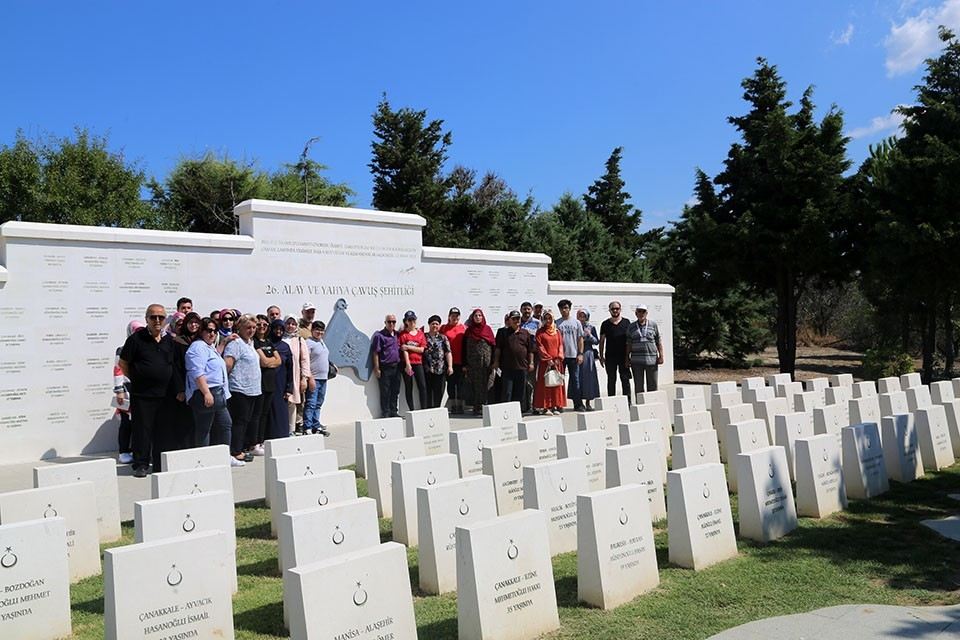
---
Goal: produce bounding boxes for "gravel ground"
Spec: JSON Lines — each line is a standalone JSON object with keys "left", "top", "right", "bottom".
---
{"left": 675, "top": 346, "right": 864, "bottom": 385}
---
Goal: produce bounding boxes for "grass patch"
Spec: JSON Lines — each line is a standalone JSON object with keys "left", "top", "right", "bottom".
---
{"left": 70, "top": 464, "right": 960, "bottom": 639}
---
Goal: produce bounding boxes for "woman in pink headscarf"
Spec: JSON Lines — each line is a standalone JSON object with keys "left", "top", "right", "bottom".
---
{"left": 462, "top": 308, "right": 495, "bottom": 415}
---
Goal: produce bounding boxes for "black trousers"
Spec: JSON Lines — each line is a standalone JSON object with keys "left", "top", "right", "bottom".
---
{"left": 501, "top": 369, "right": 527, "bottom": 404}
{"left": 447, "top": 364, "right": 464, "bottom": 401}
{"left": 605, "top": 358, "right": 632, "bottom": 401}
{"left": 631, "top": 363, "right": 659, "bottom": 394}
{"left": 130, "top": 394, "right": 172, "bottom": 471}
{"left": 228, "top": 392, "right": 258, "bottom": 456}
{"left": 402, "top": 363, "right": 428, "bottom": 411}
{"left": 379, "top": 363, "right": 401, "bottom": 418}
{"left": 247, "top": 391, "right": 270, "bottom": 449}
{"left": 425, "top": 372, "right": 446, "bottom": 408}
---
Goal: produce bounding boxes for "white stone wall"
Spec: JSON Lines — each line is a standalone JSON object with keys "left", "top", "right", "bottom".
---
{"left": 0, "top": 199, "right": 673, "bottom": 463}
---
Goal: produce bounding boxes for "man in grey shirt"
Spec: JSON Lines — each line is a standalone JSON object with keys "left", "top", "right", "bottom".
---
{"left": 556, "top": 299, "right": 585, "bottom": 411}
{"left": 626, "top": 303, "right": 664, "bottom": 395}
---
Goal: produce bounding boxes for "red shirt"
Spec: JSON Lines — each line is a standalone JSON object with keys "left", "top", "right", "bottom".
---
{"left": 399, "top": 329, "right": 427, "bottom": 365}
{"left": 440, "top": 323, "right": 466, "bottom": 365}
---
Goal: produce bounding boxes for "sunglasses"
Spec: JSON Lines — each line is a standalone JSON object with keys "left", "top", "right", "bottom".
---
{"left": 221, "top": 317, "right": 234, "bottom": 322}
{"left": 147, "top": 315, "right": 165, "bottom": 321}
{"left": 386, "top": 320, "right": 397, "bottom": 324}
{"left": 203, "top": 326, "right": 217, "bottom": 333}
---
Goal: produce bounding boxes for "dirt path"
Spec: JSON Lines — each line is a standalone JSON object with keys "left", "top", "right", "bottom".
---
{"left": 675, "top": 346, "right": 864, "bottom": 385}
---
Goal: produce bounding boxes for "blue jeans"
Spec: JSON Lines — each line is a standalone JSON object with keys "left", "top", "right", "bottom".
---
{"left": 303, "top": 379, "right": 327, "bottom": 432}
{"left": 189, "top": 387, "right": 233, "bottom": 448}
{"left": 564, "top": 357, "right": 583, "bottom": 406}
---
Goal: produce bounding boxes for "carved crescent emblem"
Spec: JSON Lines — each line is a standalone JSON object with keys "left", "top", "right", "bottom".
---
{"left": 397, "top": 451, "right": 405, "bottom": 461}
{"left": 427, "top": 472, "right": 437, "bottom": 485}
{"left": 1, "top": 547, "right": 17, "bottom": 569}
{"left": 378, "top": 429, "right": 387, "bottom": 440}
{"left": 353, "top": 582, "right": 368, "bottom": 606}
{"left": 304, "top": 466, "right": 315, "bottom": 476}
{"left": 559, "top": 478, "right": 568, "bottom": 493}
{"left": 513, "top": 457, "right": 522, "bottom": 470}
{"left": 702, "top": 484, "right": 711, "bottom": 499}
{"left": 476, "top": 440, "right": 484, "bottom": 451}
{"left": 332, "top": 527, "right": 344, "bottom": 545}
{"left": 542, "top": 430, "right": 550, "bottom": 441}
{"left": 698, "top": 444, "right": 706, "bottom": 457}
{"left": 318, "top": 491, "right": 329, "bottom": 506}
{"left": 768, "top": 464, "right": 775, "bottom": 478}
{"left": 584, "top": 444, "right": 592, "bottom": 456}
{"left": 507, "top": 540, "right": 519, "bottom": 560}
{"left": 751, "top": 432, "right": 758, "bottom": 444}
{"left": 428, "top": 419, "right": 435, "bottom": 429}
{"left": 643, "top": 433, "right": 651, "bottom": 442}
{"left": 190, "top": 484, "right": 202, "bottom": 495}
{"left": 166, "top": 565, "right": 183, "bottom": 587}
{"left": 822, "top": 449, "right": 829, "bottom": 462}
{"left": 502, "top": 410, "right": 510, "bottom": 421}
{"left": 43, "top": 504, "right": 57, "bottom": 518}
{"left": 194, "top": 459, "right": 203, "bottom": 468}
{"left": 182, "top": 516, "right": 196, "bottom": 533}
{"left": 637, "top": 459, "right": 645, "bottom": 473}
{"left": 619, "top": 508, "right": 629, "bottom": 525}
{"left": 296, "top": 447, "right": 303, "bottom": 454}
{"left": 459, "top": 499, "right": 470, "bottom": 516}
{"left": 866, "top": 435, "right": 873, "bottom": 449}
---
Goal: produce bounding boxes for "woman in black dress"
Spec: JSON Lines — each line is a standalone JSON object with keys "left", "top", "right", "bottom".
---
{"left": 267, "top": 319, "right": 294, "bottom": 440}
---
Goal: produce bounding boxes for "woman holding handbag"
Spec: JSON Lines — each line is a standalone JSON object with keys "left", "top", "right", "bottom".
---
{"left": 534, "top": 308, "right": 566, "bottom": 415}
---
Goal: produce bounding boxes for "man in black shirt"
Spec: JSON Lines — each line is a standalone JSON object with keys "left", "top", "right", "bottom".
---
{"left": 119, "top": 304, "right": 179, "bottom": 477}
{"left": 599, "top": 300, "right": 631, "bottom": 402}
{"left": 492, "top": 310, "right": 534, "bottom": 405}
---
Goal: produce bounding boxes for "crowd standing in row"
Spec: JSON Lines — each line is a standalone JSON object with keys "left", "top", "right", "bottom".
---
{"left": 114, "top": 297, "right": 662, "bottom": 476}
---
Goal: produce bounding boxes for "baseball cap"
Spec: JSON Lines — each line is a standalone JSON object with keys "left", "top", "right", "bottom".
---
{"left": 533, "top": 301, "right": 544, "bottom": 307}
{"left": 508, "top": 310, "right": 522, "bottom": 319}
{"left": 448, "top": 307, "right": 461, "bottom": 315}
{"left": 403, "top": 310, "right": 417, "bottom": 321}
{"left": 302, "top": 302, "right": 316, "bottom": 311}
{"left": 635, "top": 304, "right": 648, "bottom": 312}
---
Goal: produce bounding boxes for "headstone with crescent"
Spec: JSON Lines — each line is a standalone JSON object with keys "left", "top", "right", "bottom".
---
{"left": 736, "top": 446, "right": 798, "bottom": 543}
{"left": 795, "top": 434, "right": 847, "bottom": 518}
{"left": 354, "top": 417, "right": 405, "bottom": 479}
{"left": 104, "top": 531, "right": 233, "bottom": 640}
{"left": 365, "top": 436, "right": 426, "bottom": 519}
{"left": 0, "top": 518, "right": 72, "bottom": 639}
{"left": 792, "top": 390, "right": 822, "bottom": 414}
{"left": 150, "top": 464, "right": 234, "bottom": 501}
{"left": 852, "top": 380, "right": 878, "bottom": 399}
{"left": 391, "top": 453, "right": 459, "bottom": 546}
{"left": 133, "top": 490, "right": 237, "bottom": 593}
{"left": 841, "top": 422, "right": 889, "bottom": 499}
{"left": 666, "top": 463, "right": 737, "bottom": 570}
{"left": 450, "top": 426, "right": 502, "bottom": 478}
{"left": 481, "top": 440, "right": 540, "bottom": 516}
{"left": 263, "top": 434, "right": 327, "bottom": 506}
{"left": 618, "top": 419, "right": 667, "bottom": 478}
{"left": 877, "top": 376, "right": 902, "bottom": 395}
{"left": 813, "top": 403, "right": 845, "bottom": 454}
{"left": 604, "top": 442, "right": 666, "bottom": 521}
{"left": 629, "top": 401, "right": 671, "bottom": 455}
{"left": 906, "top": 385, "right": 933, "bottom": 413}
{"left": 0, "top": 482, "right": 99, "bottom": 583}
{"left": 710, "top": 380, "right": 738, "bottom": 395}
{"left": 576, "top": 409, "right": 618, "bottom": 447}
{"left": 900, "top": 371, "right": 922, "bottom": 389}
{"left": 517, "top": 416, "right": 563, "bottom": 461}
{"left": 709, "top": 390, "right": 741, "bottom": 431}
{"left": 673, "top": 396, "right": 707, "bottom": 415}
{"left": 724, "top": 418, "right": 770, "bottom": 493}
{"left": 33, "top": 457, "right": 121, "bottom": 543}
{"left": 456, "top": 510, "right": 559, "bottom": 640}
{"left": 417, "top": 475, "right": 497, "bottom": 595}
{"left": 717, "top": 402, "right": 755, "bottom": 461}
{"left": 577, "top": 484, "right": 659, "bottom": 609}
{"left": 323, "top": 298, "right": 374, "bottom": 381}
{"left": 848, "top": 396, "right": 883, "bottom": 436}
{"left": 594, "top": 394, "right": 630, "bottom": 425}
{"left": 557, "top": 429, "right": 606, "bottom": 492}
{"left": 285, "top": 542, "right": 417, "bottom": 640}
{"left": 274, "top": 471, "right": 359, "bottom": 569}
{"left": 774, "top": 411, "right": 815, "bottom": 481}
{"left": 881, "top": 414, "right": 924, "bottom": 483}
{"left": 522, "top": 457, "right": 590, "bottom": 555}
{"left": 160, "top": 444, "right": 231, "bottom": 473}
{"left": 753, "top": 397, "right": 789, "bottom": 444}
{"left": 829, "top": 373, "right": 854, "bottom": 387}
{"left": 481, "top": 401, "right": 523, "bottom": 442}
{"left": 673, "top": 410, "right": 713, "bottom": 435}
{"left": 267, "top": 451, "right": 340, "bottom": 535}
{"left": 824, "top": 384, "right": 852, "bottom": 422}
{"left": 915, "top": 404, "right": 955, "bottom": 471}
{"left": 670, "top": 429, "right": 721, "bottom": 472}
{"left": 941, "top": 398, "right": 960, "bottom": 458}
{"left": 406, "top": 407, "right": 452, "bottom": 456}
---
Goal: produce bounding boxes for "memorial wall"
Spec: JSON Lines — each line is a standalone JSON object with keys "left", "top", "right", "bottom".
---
{"left": 0, "top": 199, "right": 674, "bottom": 463}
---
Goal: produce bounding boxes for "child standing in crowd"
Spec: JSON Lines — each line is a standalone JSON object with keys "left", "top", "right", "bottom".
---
{"left": 113, "top": 321, "right": 141, "bottom": 464}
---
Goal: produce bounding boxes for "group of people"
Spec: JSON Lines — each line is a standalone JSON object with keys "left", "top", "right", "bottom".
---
{"left": 113, "top": 296, "right": 662, "bottom": 476}
{"left": 370, "top": 299, "right": 663, "bottom": 418}
{"left": 113, "top": 298, "right": 334, "bottom": 477}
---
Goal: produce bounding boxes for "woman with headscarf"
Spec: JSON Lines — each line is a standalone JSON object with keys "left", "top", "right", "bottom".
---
{"left": 282, "top": 315, "right": 312, "bottom": 435}
{"left": 113, "top": 320, "right": 142, "bottom": 464}
{"left": 246, "top": 314, "right": 280, "bottom": 456}
{"left": 267, "top": 319, "right": 294, "bottom": 439}
{"left": 178, "top": 312, "right": 203, "bottom": 345}
{"left": 577, "top": 308, "right": 601, "bottom": 411}
{"left": 534, "top": 308, "right": 566, "bottom": 415}
{"left": 462, "top": 308, "right": 495, "bottom": 415}
{"left": 215, "top": 308, "right": 240, "bottom": 355}
{"left": 165, "top": 312, "right": 185, "bottom": 337}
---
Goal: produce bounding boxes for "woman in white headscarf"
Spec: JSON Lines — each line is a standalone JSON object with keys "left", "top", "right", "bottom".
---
{"left": 577, "top": 308, "right": 601, "bottom": 411}
{"left": 282, "top": 316, "right": 312, "bottom": 435}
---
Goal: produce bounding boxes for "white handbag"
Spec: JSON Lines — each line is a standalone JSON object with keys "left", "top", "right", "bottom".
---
{"left": 544, "top": 367, "right": 564, "bottom": 388}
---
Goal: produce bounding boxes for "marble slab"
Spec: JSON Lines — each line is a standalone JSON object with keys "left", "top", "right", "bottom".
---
{"left": 849, "top": 397, "right": 881, "bottom": 434}
{"left": 915, "top": 405, "right": 956, "bottom": 471}
{"left": 906, "top": 385, "right": 933, "bottom": 413}
{"left": 604, "top": 443, "right": 667, "bottom": 520}
{"left": 774, "top": 412, "right": 815, "bottom": 481}
{"left": 941, "top": 399, "right": 960, "bottom": 458}
{"left": 354, "top": 417, "right": 405, "bottom": 479}
{"left": 842, "top": 423, "right": 889, "bottom": 499}
{"left": 736, "top": 446, "right": 797, "bottom": 542}
{"left": 879, "top": 391, "right": 909, "bottom": 418}
{"left": 792, "top": 390, "right": 822, "bottom": 414}
{"left": 482, "top": 401, "right": 522, "bottom": 442}
{"left": 517, "top": 417, "right": 563, "bottom": 461}
{"left": 805, "top": 377, "right": 830, "bottom": 393}
{"left": 741, "top": 376, "right": 766, "bottom": 392}
{"left": 263, "top": 435, "right": 328, "bottom": 506}
{"left": 576, "top": 409, "right": 618, "bottom": 447}
{"left": 711, "top": 381, "right": 738, "bottom": 395}
{"left": 557, "top": 430, "right": 606, "bottom": 492}
{"left": 742, "top": 386, "right": 775, "bottom": 405}
{"left": 151, "top": 465, "right": 234, "bottom": 500}
{"left": 523, "top": 458, "right": 590, "bottom": 555}
{"left": 766, "top": 373, "right": 791, "bottom": 388}
{"left": 160, "top": 443, "right": 230, "bottom": 472}
{"left": 666, "top": 463, "right": 737, "bottom": 570}
{"left": 673, "top": 396, "right": 707, "bottom": 415}
{"left": 674, "top": 411, "right": 713, "bottom": 435}
{"left": 274, "top": 470, "right": 359, "bottom": 521}
{"left": 671, "top": 430, "right": 721, "bottom": 471}
{"left": 267, "top": 450, "right": 340, "bottom": 533}
{"left": 877, "top": 376, "right": 901, "bottom": 395}
{"left": 406, "top": 407, "right": 452, "bottom": 456}
{"left": 392, "top": 453, "right": 460, "bottom": 545}
{"left": 365, "top": 437, "right": 426, "bottom": 519}
{"left": 776, "top": 382, "right": 804, "bottom": 408}
{"left": 594, "top": 395, "right": 631, "bottom": 425}
{"left": 717, "top": 403, "right": 756, "bottom": 462}
{"left": 900, "top": 372, "right": 922, "bottom": 389}
{"left": 450, "top": 426, "right": 503, "bottom": 478}
{"left": 824, "top": 386, "right": 852, "bottom": 424}
{"left": 829, "top": 373, "right": 854, "bottom": 387}
{"left": 710, "top": 391, "right": 742, "bottom": 430}
{"left": 880, "top": 414, "right": 924, "bottom": 483}
{"left": 795, "top": 434, "right": 847, "bottom": 518}
{"left": 724, "top": 419, "right": 771, "bottom": 493}
{"left": 754, "top": 397, "right": 790, "bottom": 444}
{"left": 33, "top": 457, "right": 121, "bottom": 543}
{"left": 931, "top": 380, "right": 955, "bottom": 405}
{"left": 481, "top": 440, "right": 540, "bottom": 516}
{"left": 629, "top": 401, "right": 671, "bottom": 455}
{"left": 852, "top": 381, "right": 877, "bottom": 399}
{"left": 813, "top": 403, "right": 845, "bottom": 450}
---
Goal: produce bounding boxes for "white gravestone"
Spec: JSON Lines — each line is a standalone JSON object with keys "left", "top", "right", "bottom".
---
{"left": 406, "top": 407, "right": 452, "bottom": 456}
{"left": 805, "top": 377, "right": 830, "bottom": 394}
{"left": 354, "top": 417, "right": 405, "bottom": 479}
{"left": 576, "top": 409, "right": 618, "bottom": 447}
{"left": 618, "top": 420, "right": 667, "bottom": 483}
{"left": 481, "top": 440, "right": 540, "bottom": 516}
{"left": 604, "top": 443, "right": 667, "bottom": 521}
{"left": 456, "top": 509, "right": 559, "bottom": 640}
{"left": 674, "top": 411, "right": 713, "bottom": 434}
{"left": 518, "top": 417, "right": 563, "bottom": 461}
{"left": 849, "top": 397, "right": 882, "bottom": 435}
{"left": 877, "top": 376, "right": 901, "bottom": 394}
{"left": 915, "top": 405, "right": 956, "bottom": 471}
{"left": 954, "top": 377, "right": 960, "bottom": 397}
{"left": 813, "top": 403, "right": 846, "bottom": 459}
{"left": 852, "top": 381, "right": 877, "bottom": 399}
{"left": 286, "top": 542, "right": 417, "bottom": 640}
{"left": 711, "top": 380, "right": 738, "bottom": 395}
{"left": 151, "top": 465, "right": 234, "bottom": 500}
{"left": 743, "top": 386, "right": 775, "bottom": 405}
{"left": 880, "top": 414, "right": 924, "bottom": 483}
{"left": 717, "top": 403, "right": 755, "bottom": 462}
{"left": 710, "top": 391, "right": 741, "bottom": 430}
{"left": 523, "top": 458, "right": 590, "bottom": 555}
{"left": 792, "top": 390, "right": 821, "bottom": 414}
{"left": 104, "top": 531, "right": 233, "bottom": 640}
{"left": 829, "top": 373, "right": 854, "bottom": 387}
{"left": 906, "top": 385, "right": 933, "bottom": 413}
{"left": 0, "top": 518, "right": 72, "bottom": 640}
{"left": 392, "top": 453, "right": 460, "bottom": 545}
{"left": 774, "top": 412, "right": 815, "bottom": 481}
{"left": 776, "top": 381, "right": 804, "bottom": 409}
{"left": 594, "top": 395, "right": 630, "bottom": 425}
{"left": 482, "top": 401, "right": 522, "bottom": 442}
{"left": 630, "top": 402, "right": 671, "bottom": 454}
{"left": 277, "top": 498, "right": 380, "bottom": 600}
{"left": 675, "top": 385, "right": 704, "bottom": 399}
{"left": 366, "top": 436, "right": 426, "bottom": 519}
{"left": 134, "top": 490, "right": 237, "bottom": 593}
{"left": 450, "top": 426, "right": 503, "bottom": 478}
{"left": 879, "top": 391, "right": 909, "bottom": 418}
{"left": 724, "top": 419, "right": 771, "bottom": 493}
{"left": 741, "top": 376, "right": 766, "bottom": 392}
{"left": 268, "top": 451, "right": 340, "bottom": 534}
{"left": 666, "top": 463, "right": 737, "bottom": 570}
{"left": 931, "top": 380, "right": 955, "bottom": 405}
{"left": 795, "top": 434, "right": 847, "bottom": 518}
{"left": 767, "top": 373, "right": 791, "bottom": 388}
{"left": 824, "top": 386, "right": 852, "bottom": 424}
{"left": 754, "top": 397, "right": 789, "bottom": 444}
{"left": 274, "top": 470, "right": 359, "bottom": 525}
{"left": 263, "top": 434, "right": 327, "bottom": 506}
{"left": 842, "top": 423, "right": 889, "bottom": 499}
{"left": 638, "top": 389, "right": 672, "bottom": 426}
{"left": 557, "top": 430, "right": 606, "bottom": 492}
{"left": 417, "top": 475, "right": 497, "bottom": 595}
{"left": 160, "top": 443, "right": 230, "bottom": 472}
{"left": 33, "top": 458, "right": 121, "bottom": 543}
{"left": 900, "top": 372, "right": 922, "bottom": 389}
{"left": 671, "top": 430, "right": 721, "bottom": 471}
{"left": 673, "top": 396, "right": 706, "bottom": 415}
{"left": 736, "top": 446, "right": 798, "bottom": 543}
{"left": 0, "top": 482, "right": 99, "bottom": 583}
{"left": 577, "top": 485, "right": 659, "bottom": 610}
{"left": 941, "top": 399, "right": 960, "bottom": 458}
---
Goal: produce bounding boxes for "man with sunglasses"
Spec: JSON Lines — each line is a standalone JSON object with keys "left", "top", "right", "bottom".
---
{"left": 119, "top": 304, "right": 179, "bottom": 478}
{"left": 371, "top": 314, "right": 402, "bottom": 418}
{"left": 599, "top": 300, "right": 631, "bottom": 402}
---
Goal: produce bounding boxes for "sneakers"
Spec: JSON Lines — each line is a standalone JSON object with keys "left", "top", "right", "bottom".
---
{"left": 230, "top": 458, "right": 246, "bottom": 467}
{"left": 132, "top": 466, "right": 147, "bottom": 478}
{"left": 242, "top": 452, "right": 254, "bottom": 462}
{"left": 118, "top": 452, "right": 133, "bottom": 464}
{"left": 252, "top": 444, "right": 265, "bottom": 456}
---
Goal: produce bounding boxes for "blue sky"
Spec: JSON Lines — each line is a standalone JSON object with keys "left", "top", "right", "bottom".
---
{"left": 2, "top": 1, "right": 956, "bottom": 230}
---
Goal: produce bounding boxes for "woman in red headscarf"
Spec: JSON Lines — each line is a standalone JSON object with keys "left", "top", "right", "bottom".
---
{"left": 462, "top": 308, "right": 495, "bottom": 415}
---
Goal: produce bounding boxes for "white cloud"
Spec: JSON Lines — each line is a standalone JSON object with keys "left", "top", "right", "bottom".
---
{"left": 847, "top": 110, "right": 906, "bottom": 140}
{"left": 884, "top": 0, "right": 960, "bottom": 76}
{"left": 831, "top": 23, "right": 855, "bottom": 45}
